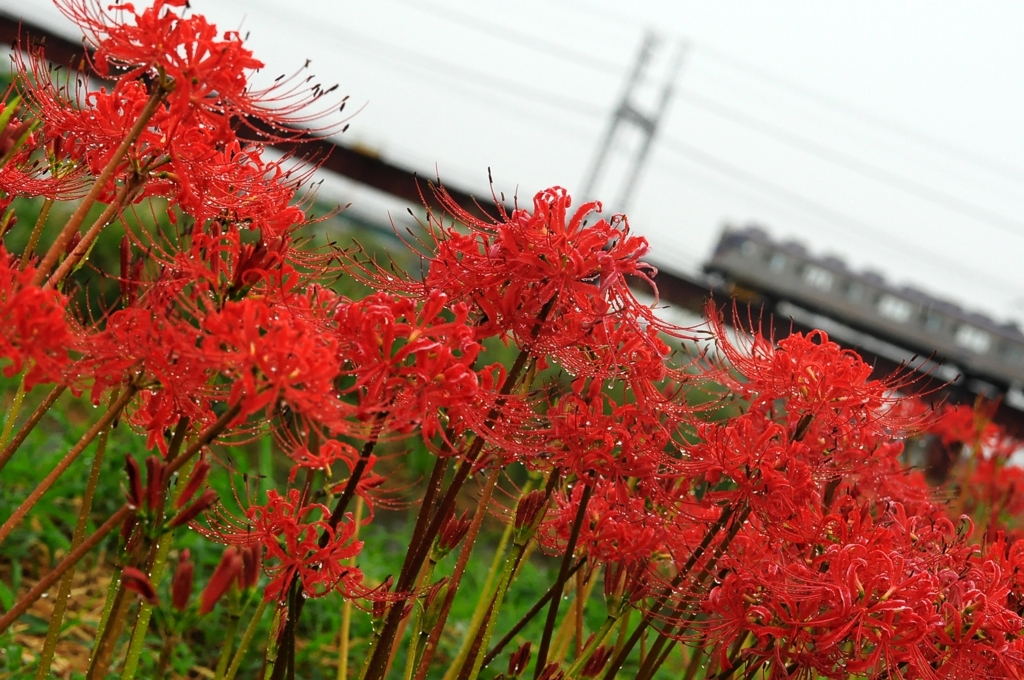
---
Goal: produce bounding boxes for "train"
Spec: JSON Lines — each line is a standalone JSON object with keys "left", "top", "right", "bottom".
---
{"left": 703, "top": 225, "right": 1024, "bottom": 400}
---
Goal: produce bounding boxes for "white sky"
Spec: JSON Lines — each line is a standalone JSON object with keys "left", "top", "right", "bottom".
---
{"left": 9, "top": 0, "right": 1024, "bottom": 326}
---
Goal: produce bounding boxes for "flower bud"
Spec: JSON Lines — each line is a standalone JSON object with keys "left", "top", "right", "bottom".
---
{"left": 124, "top": 455, "right": 143, "bottom": 508}
{"left": 199, "top": 546, "right": 243, "bottom": 615}
{"left": 580, "top": 645, "right": 614, "bottom": 679}
{"left": 175, "top": 456, "right": 211, "bottom": 509}
{"left": 121, "top": 567, "right": 158, "bottom": 605}
{"left": 167, "top": 488, "right": 218, "bottom": 529}
{"left": 507, "top": 642, "right": 531, "bottom": 678}
{"left": 239, "top": 541, "right": 263, "bottom": 590}
{"left": 144, "top": 456, "right": 166, "bottom": 512}
{"left": 514, "top": 490, "right": 547, "bottom": 542}
{"left": 434, "top": 510, "right": 471, "bottom": 560}
{"left": 171, "top": 550, "right": 194, "bottom": 612}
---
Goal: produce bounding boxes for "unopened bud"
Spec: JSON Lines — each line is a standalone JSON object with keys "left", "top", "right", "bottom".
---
{"left": 175, "top": 456, "right": 211, "bottom": 509}
{"left": 514, "top": 490, "right": 547, "bottom": 541}
{"left": 537, "top": 662, "right": 564, "bottom": 680}
{"left": 124, "top": 455, "right": 143, "bottom": 508}
{"left": 239, "top": 541, "right": 263, "bottom": 590}
{"left": 580, "top": 645, "right": 614, "bottom": 679}
{"left": 434, "top": 510, "right": 471, "bottom": 559}
{"left": 507, "top": 642, "right": 531, "bottom": 678}
{"left": 171, "top": 549, "right": 194, "bottom": 612}
{"left": 121, "top": 566, "right": 158, "bottom": 605}
{"left": 167, "top": 488, "right": 218, "bottom": 529}
{"left": 64, "top": 232, "right": 82, "bottom": 256}
{"left": 421, "top": 579, "right": 448, "bottom": 632}
{"left": 144, "top": 456, "right": 166, "bottom": 512}
{"left": 199, "top": 547, "right": 243, "bottom": 615}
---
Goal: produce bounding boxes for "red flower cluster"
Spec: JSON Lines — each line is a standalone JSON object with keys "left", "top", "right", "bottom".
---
{"left": 0, "top": 247, "right": 72, "bottom": 388}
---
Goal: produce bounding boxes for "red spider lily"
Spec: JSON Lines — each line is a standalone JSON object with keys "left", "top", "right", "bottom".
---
{"left": 539, "top": 480, "right": 672, "bottom": 565}
{"left": 212, "top": 489, "right": 363, "bottom": 603}
{"left": 706, "top": 304, "right": 922, "bottom": 442}
{"left": 420, "top": 186, "right": 653, "bottom": 336}
{"left": 199, "top": 292, "right": 342, "bottom": 423}
{"left": 53, "top": 0, "right": 341, "bottom": 143}
{"left": 541, "top": 391, "right": 676, "bottom": 483}
{"left": 284, "top": 439, "right": 360, "bottom": 483}
{"left": 330, "top": 289, "right": 482, "bottom": 437}
{"left": 698, "top": 498, "right": 1024, "bottom": 679}
{"left": 0, "top": 62, "right": 91, "bottom": 201}
{"left": 73, "top": 299, "right": 216, "bottom": 447}
{"left": 0, "top": 246, "right": 73, "bottom": 388}
{"left": 376, "top": 186, "right": 697, "bottom": 371}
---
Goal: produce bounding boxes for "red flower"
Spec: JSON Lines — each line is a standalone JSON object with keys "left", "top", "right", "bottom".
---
{"left": 0, "top": 247, "right": 72, "bottom": 388}
{"left": 218, "top": 489, "right": 364, "bottom": 603}
{"left": 54, "top": 0, "right": 339, "bottom": 142}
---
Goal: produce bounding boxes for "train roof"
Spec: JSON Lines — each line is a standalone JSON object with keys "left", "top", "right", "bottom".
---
{"left": 719, "top": 225, "right": 1024, "bottom": 343}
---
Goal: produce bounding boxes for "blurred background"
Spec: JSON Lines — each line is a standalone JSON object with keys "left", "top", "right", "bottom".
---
{"left": 4, "top": 0, "right": 1024, "bottom": 404}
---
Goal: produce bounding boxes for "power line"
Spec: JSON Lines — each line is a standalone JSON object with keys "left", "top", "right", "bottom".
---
{"left": 657, "top": 136, "right": 1023, "bottom": 293}
{"left": 241, "top": 1, "right": 1024, "bottom": 297}
{"left": 382, "top": 0, "right": 629, "bottom": 78}
{"left": 548, "top": 0, "right": 1024, "bottom": 183}
{"left": 675, "top": 90, "right": 1024, "bottom": 240}
{"left": 248, "top": 0, "right": 608, "bottom": 120}
{"left": 694, "top": 43, "right": 1024, "bottom": 183}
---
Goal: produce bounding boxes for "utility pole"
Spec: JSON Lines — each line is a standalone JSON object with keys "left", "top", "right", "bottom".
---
{"left": 581, "top": 32, "right": 688, "bottom": 213}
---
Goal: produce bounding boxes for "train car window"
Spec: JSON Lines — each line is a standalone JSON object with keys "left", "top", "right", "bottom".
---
{"left": 878, "top": 295, "right": 913, "bottom": 322}
{"left": 768, "top": 253, "right": 787, "bottom": 272}
{"left": 923, "top": 312, "right": 945, "bottom": 333}
{"left": 847, "top": 283, "right": 866, "bottom": 303}
{"left": 1006, "top": 346, "right": 1024, "bottom": 366}
{"left": 740, "top": 241, "right": 758, "bottom": 257}
{"left": 803, "top": 266, "right": 834, "bottom": 291}
{"left": 954, "top": 325, "right": 992, "bottom": 353}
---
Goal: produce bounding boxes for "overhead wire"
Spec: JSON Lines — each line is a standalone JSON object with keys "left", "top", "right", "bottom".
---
{"left": 693, "top": 43, "right": 1024, "bottom": 183}
{"left": 656, "top": 136, "right": 1023, "bottom": 292}
{"left": 674, "top": 90, "right": 1024, "bottom": 239}
{"left": 548, "top": 0, "right": 1024, "bottom": 183}
{"left": 244, "top": 0, "right": 1023, "bottom": 296}
{"left": 375, "top": 0, "right": 1024, "bottom": 240}
{"left": 381, "top": 0, "right": 629, "bottom": 77}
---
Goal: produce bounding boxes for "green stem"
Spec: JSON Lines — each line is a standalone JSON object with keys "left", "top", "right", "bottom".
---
{"left": 363, "top": 343, "right": 540, "bottom": 680}
{"left": 0, "top": 383, "right": 65, "bottom": 474}
{"left": 337, "top": 496, "right": 364, "bottom": 680}
{"left": 535, "top": 480, "right": 594, "bottom": 678}
{"left": 564, "top": 615, "right": 620, "bottom": 679}
{"left": 122, "top": 429, "right": 205, "bottom": 680}
{"left": 417, "top": 465, "right": 502, "bottom": 680}
{"left": 35, "top": 397, "right": 115, "bottom": 679}
{"left": 119, "top": 533, "right": 172, "bottom": 678}
{"left": 464, "top": 539, "right": 537, "bottom": 680}
{"left": 91, "top": 564, "right": 123, "bottom": 664}
{"left": 402, "top": 561, "right": 436, "bottom": 680}
{"left": 263, "top": 606, "right": 283, "bottom": 680}
{"left": 0, "top": 505, "right": 132, "bottom": 634}
{"left": 0, "top": 373, "right": 25, "bottom": 452}
{"left": 0, "top": 386, "right": 137, "bottom": 545}
{"left": 225, "top": 597, "right": 270, "bottom": 680}
{"left": 20, "top": 197, "right": 53, "bottom": 268}
{"left": 214, "top": 609, "right": 242, "bottom": 680}
{"left": 438, "top": 483, "right": 521, "bottom": 680}
{"left": 480, "top": 557, "right": 586, "bottom": 670}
